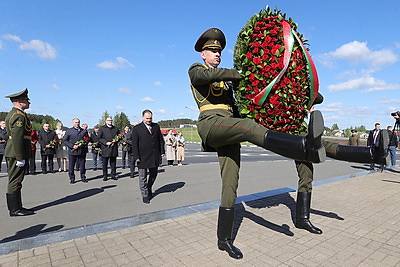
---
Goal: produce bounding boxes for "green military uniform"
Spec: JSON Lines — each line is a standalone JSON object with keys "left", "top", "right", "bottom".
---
{"left": 5, "top": 107, "right": 32, "bottom": 192}
{"left": 190, "top": 28, "right": 325, "bottom": 260}
{"left": 4, "top": 88, "right": 34, "bottom": 216}
{"left": 189, "top": 55, "right": 268, "bottom": 208}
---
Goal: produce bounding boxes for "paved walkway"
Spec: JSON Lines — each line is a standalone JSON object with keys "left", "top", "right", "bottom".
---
{"left": 0, "top": 169, "right": 400, "bottom": 266}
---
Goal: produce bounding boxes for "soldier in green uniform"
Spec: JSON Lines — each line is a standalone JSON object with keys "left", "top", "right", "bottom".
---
{"left": 189, "top": 28, "right": 326, "bottom": 259}
{"left": 4, "top": 88, "right": 35, "bottom": 216}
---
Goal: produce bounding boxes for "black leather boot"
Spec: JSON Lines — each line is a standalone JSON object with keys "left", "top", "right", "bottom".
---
{"left": 325, "top": 144, "right": 373, "bottom": 163}
{"left": 324, "top": 130, "right": 389, "bottom": 165}
{"left": 16, "top": 190, "right": 35, "bottom": 214}
{"left": 217, "top": 207, "right": 243, "bottom": 259}
{"left": 295, "top": 192, "right": 322, "bottom": 234}
{"left": 6, "top": 193, "right": 34, "bottom": 217}
{"left": 264, "top": 111, "right": 325, "bottom": 163}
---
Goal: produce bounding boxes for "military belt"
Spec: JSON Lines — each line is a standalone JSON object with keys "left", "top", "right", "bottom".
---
{"left": 9, "top": 135, "right": 32, "bottom": 140}
{"left": 199, "top": 104, "right": 230, "bottom": 112}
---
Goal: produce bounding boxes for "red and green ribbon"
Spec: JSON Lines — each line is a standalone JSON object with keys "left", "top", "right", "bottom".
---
{"left": 251, "top": 20, "right": 319, "bottom": 108}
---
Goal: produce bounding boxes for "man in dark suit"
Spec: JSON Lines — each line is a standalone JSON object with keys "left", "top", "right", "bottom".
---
{"left": 4, "top": 88, "right": 34, "bottom": 216}
{"left": 124, "top": 126, "right": 135, "bottom": 178}
{"left": 38, "top": 123, "right": 58, "bottom": 174}
{"left": 90, "top": 126, "right": 103, "bottom": 171}
{"left": 132, "top": 110, "right": 165, "bottom": 204}
{"left": 367, "top": 123, "right": 382, "bottom": 169}
{"left": 98, "top": 117, "right": 120, "bottom": 180}
{"left": 63, "top": 118, "right": 89, "bottom": 184}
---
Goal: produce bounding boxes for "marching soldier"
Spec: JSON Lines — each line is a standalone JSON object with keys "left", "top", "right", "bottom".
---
{"left": 4, "top": 88, "right": 34, "bottom": 216}
{"left": 189, "top": 28, "right": 325, "bottom": 259}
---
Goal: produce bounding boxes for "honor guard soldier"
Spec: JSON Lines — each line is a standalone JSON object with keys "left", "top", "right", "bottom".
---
{"left": 189, "top": 28, "right": 326, "bottom": 259}
{"left": 4, "top": 88, "right": 34, "bottom": 216}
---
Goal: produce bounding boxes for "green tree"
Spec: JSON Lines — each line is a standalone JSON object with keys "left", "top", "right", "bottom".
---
{"left": 331, "top": 123, "right": 339, "bottom": 131}
{"left": 357, "top": 125, "right": 367, "bottom": 133}
{"left": 114, "top": 112, "right": 131, "bottom": 131}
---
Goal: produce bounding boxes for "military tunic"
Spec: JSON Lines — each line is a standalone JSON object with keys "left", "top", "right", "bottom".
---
{"left": 189, "top": 63, "right": 270, "bottom": 207}
{"left": 5, "top": 107, "right": 32, "bottom": 193}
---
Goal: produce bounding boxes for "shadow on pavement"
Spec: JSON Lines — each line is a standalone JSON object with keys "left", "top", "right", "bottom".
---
{"left": 233, "top": 192, "right": 344, "bottom": 239}
{"left": 0, "top": 224, "right": 64, "bottom": 243}
{"left": 31, "top": 185, "right": 117, "bottom": 211}
{"left": 382, "top": 179, "right": 400, "bottom": 184}
{"left": 153, "top": 182, "right": 185, "bottom": 198}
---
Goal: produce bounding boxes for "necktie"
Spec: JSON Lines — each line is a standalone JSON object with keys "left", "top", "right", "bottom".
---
{"left": 373, "top": 130, "right": 378, "bottom": 144}
{"left": 148, "top": 125, "right": 152, "bottom": 134}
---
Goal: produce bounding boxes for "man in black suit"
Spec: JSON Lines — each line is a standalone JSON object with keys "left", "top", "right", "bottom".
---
{"left": 98, "top": 117, "right": 120, "bottom": 181}
{"left": 63, "top": 118, "right": 89, "bottom": 184}
{"left": 124, "top": 126, "right": 135, "bottom": 178}
{"left": 132, "top": 110, "right": 165, "bottom": 203}
{"left": 90, "top": 126, "right": 103, "bottom": 171}
{"left": 367, "top": 123, "right": 382, "bottom": 169}
{"left": 38, "top": 123, "right": 58, "bottom": 174}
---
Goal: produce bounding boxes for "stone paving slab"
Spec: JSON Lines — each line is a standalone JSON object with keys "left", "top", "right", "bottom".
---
{"left": 1, "top": 170, "right": 400, "bottom": 266}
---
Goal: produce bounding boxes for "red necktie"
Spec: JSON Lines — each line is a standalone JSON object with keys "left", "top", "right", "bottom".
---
{"left": 373, "top": 130, "right": 378, "bottom": 144}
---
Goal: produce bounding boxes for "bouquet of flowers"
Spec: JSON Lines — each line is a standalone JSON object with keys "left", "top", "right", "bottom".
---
{"left": 110, "top": 133, "right": 125, "bottom": 147}
{"left": 45, "top": 139, "right": 58, "bottom": 150}
{"left": 233, "top": 6, "right": 319, "bottom": 135}
{"left": 91, "top": 142, "right": 101, "bottom": 152}
{"left": 73, "top": 136, "right": 90, "bottom": 151}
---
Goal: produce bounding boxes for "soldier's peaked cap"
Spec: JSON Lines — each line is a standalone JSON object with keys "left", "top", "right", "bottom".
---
{"left": 5, "top": 88, "right": 30, "bottom": 101}
{"left": 195, "top": 28, "right": 226, "bottom": 52}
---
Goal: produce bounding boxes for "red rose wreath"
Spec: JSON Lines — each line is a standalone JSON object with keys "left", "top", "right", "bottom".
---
{"left": 233, "top": 6, "right": 319, "bottom": 135}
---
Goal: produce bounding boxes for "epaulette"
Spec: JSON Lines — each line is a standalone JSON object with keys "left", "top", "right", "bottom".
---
{"left": 16, "top": 109, "right": 24, "bottom": 115}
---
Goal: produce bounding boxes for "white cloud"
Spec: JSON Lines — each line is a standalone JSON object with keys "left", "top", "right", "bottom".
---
{"left": 153, "top": 81, "right": 162, "bottom": 86}
{"left": 0, "top": 40, "right": 3, "bottom": 50}
{"left": 320, "top": 102, "right": 372, "bottom": 118}
{"left": 378, "top": 99, "right": 400, "bottom": 104}
{"left": 140, "top": 97, "right": 154, "bottom": 102}
{"left": 19, "top": 39, "right": 57, "bottom": 60}
{"left": 328, "top": 74, "right": 400, "bottom": 93}
{"left": 2, "top": 33, "right": 22, "bottom": 42}
{"left": 97, "top": 57, "right": 133, "bottom": 70}
{"left": 319, "top": 41, "right": 398, "bottom": 70}
{"left": 51, "top": 83, "right": 60, "bottom": 90}
{"left": 156, "top": 109, "right": 166, "bottom": 114}
{"left": 118, "top": 87, "right": 131, "bottom": 94}
{"left": 115, "top": 106, "right": 124, "bottom": 110}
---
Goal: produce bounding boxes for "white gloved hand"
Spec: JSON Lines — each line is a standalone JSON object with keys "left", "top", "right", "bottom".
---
{"left": 16, "top": 160, "right": 25, "bottom": 167}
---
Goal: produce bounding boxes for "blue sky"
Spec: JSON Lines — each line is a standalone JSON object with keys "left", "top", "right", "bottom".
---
{"left": 1, "top": 0, "right": 399, "bottom": 130}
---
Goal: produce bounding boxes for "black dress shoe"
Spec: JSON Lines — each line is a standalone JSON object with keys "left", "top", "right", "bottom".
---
{"left": 295, "top": 219, "right": 323, "bottom": 234}
{"left": 103, "top": 177, "right": 108, "bottom": 181}
{"left": 218, "top": 240, "right": 243, "bottom": 259}
{"left": 130, "top": 174, "right": 135, "bottom": 178}
{"left": 142, "top": 197, "right": 150, "bottom": 204}
{"left": 81, "top": 178, "right": 88, "bottom": 183}
{"left": 10, "top": 210, "right": 35, "bottom": 217}
{"left": 43, "top": 171, "right": 48, "bottom": 174}
{"left": 93, "top": 168, "right": 97, "bottom": 171}
{"left": 70, "top": 180, "right": 75, "bottom": 184}
{"left": 111, "top": 176, "right": 118, "bottom": 180}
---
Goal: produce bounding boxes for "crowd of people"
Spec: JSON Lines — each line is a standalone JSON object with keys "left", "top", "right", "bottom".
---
{"left": 1, "top": 89, "right": 189, "bottom": 216}
{"left": 0, "top": 119, "right": 187, "bottom": 177}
